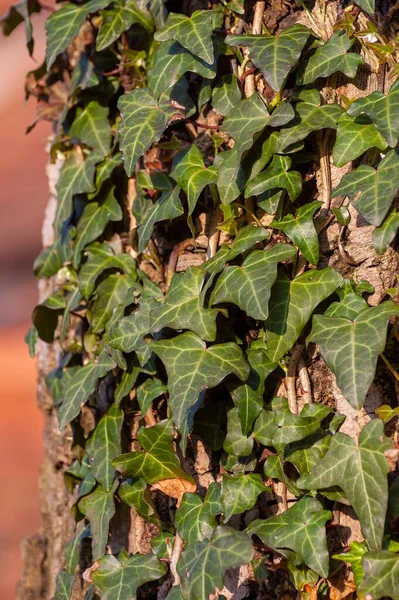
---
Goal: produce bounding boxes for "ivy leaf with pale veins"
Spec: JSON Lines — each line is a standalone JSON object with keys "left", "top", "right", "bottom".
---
{"left": 96, "top": 0, "right": 152, "bottom": 52}
{"left": 119, "top": 479, "right": 165, "bottom": 528}
{"left": 347, "top": 77, "right": 399, "bottom": 148}
{"left": 86, "top": 403, "right": 123, "bottom": 491}
{"left": 271, "top": 397, "right": 331, "bottom": 450}
{"left": 53, "top": 571, "right": 75, "bottom": 600}
{"left": 220, "top": 93, "right": 270, "bottom": 157}
{"left": 302, "top": 31, "right": 363, "bottom": 84}
{"left": 138, "top": 186, "right": 183, "bottom": 253}
{"left": 228, "top": 346, "right": 277, "bottom": 434}
{"left": 286, "top": 432, "right": 332, "bottom": 477}
{"left": 150, "top": 267, "right": 219, "bottom": 341}
{"left": 266, "top": 267, "right": 343, "bottom": 362}
{"left": 72, "top": 187, "right": 122, "bottom": 268}
{"left": 113, "top": 420, "right": 196, "bottom": 501}
{"left": 297, "top": 419, "right": 393, "bottom": 550}
{"left": 221, "top": 473, "right": 267, "bottom": 522}
{"left": 225, "top": 24, "right": 310, "bottom": 91}
{"left": 212, "top": 73, "right": 242, "bottom": 116}
{"left": 278, "top": 89, "right": 344, "bottom": 151}
{"left": 65, "top": 524, "right": 91, "bottom": 575}
{"left": 78, "top": 482, "right": 117, "bottom": 559}
{"left": 333, "top": 112, "right": 387, "bottom": 167}
{"left": 79, "top": 242, "right": 137, "bottom": 299}
{"left": 117, "top": 87, "right": 185, "bottom": 176}
{"left": 177, "top": 526, "right": 253, "bottom": 600}
{"left": 245, "top": 155, "right": 302, "bottom": 201}
{"left": 54, "top": 152, "right": 96, "bottom": 235}
{"left": 271, "top": 201, "right": 322, "bottom": 265}
{"left": 332, "top": 148, "right": 399, "bottom": 227}
{"left": 373, "top": 209, "right": 399, "bottom": 254}
{"left": 154, "top": 10, "right": 222, "bottom": 64}
{"left": 358, "top": 551, "right": 399, "bottom": 600}
{"left": 148, "top": 39, "right": 217, "bottom": 97}
{"left": 333, "top": 542, "right": 367, "bottom": 586}
{"left": 150, "top": 332, "right": 250, "bottom": 442}
{"left": 136, "top": 377, "right": 167, "bottom": 415}
{"left": 247, "top": 496, "right": 331, "bottom": 577}
{"left": 91, "top": 552, "right": 167, "bottom": 600}
{"left": 56, "top": 352, "right": 117, "bottom": 430}
{"left": 69, "top": 101, "right": 111, "bottom": 159}
{"left": 223, "top": 407, "right": 254, "bottom": 457}
{"left": 175, "top": 482, "right": 222, "bottom": 544}
{"left": 354, "top": 0, "right": 375, "bottom": 13}
{"left": 45, "top": 0, "right": 110, "bottom": 68}
{"left": 107, "top": 297, "right": 157, "bottom": 355}
{"left": 210, "top": 244, "right": 296, "bottom": 321}
{"left": 307, "top": 300, "right": 399, "bottom": 410}
{"left": 170, "top": 145, "right": 217, "bottom": 218}
{"left": 91, "top": 273, "right": 135, "bottom": 334}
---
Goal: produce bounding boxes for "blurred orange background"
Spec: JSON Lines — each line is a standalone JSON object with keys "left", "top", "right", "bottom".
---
{"left": 0, "top": 4, "right": 51, "bottom": 598}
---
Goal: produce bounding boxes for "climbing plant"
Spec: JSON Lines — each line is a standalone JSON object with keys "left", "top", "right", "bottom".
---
{"left": 4, "top": 0, "right": 399, "bottom": 598}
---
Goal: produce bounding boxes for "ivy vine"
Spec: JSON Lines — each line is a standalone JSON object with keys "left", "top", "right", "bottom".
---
{"left": 4, "top": 0, "right": 399, "bottom": 598}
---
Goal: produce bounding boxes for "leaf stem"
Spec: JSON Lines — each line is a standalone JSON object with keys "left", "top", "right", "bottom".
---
{"left": 380, "top": 353, "right": 399, "bottom": 382}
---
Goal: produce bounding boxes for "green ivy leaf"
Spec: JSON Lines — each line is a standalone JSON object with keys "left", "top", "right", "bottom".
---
{"left": 154, "top": 10, "right": 222, "bottom": 64}
{"left": 358, "top": 551, "right": 399, "bottom": 600}
{"left": 373, "top": 209, "right": 399, "bottom": 254}
{"left": 264, "top": 455, "right": 300, "bottom": 496}
{"left": 150, "top": 331, "right": 250, "bottom": 441}
{"left": 89, "top": 153, "right": 123, "bottom": 198}
{"left": 117, "top": 87, "right": 185, "bottom": 176}
{"left": 221, "top": 473, "right": 267, "bottom": 522}
{"left": 69, "top": 101, "right": 111, "bottom": 159}
{"left": 212, "top": 74, "right": 242, "bottom": 116}
{"left": 151, "top": 267, "right": 219, "bottom": 341}
{"left": 332, "top": 148, "right": 399, "bottom": 226}
{"left": 354, "top": 0, "right": 375, "bottom": 13}
{"left": 55, "top": 153, "right": 97, "bottom": 235}
{"left": 79, "top": 242, "right": 137, "bottom": 299}
{"left": 302, "top": 31, "right": 363, "bottom": 84}
{"left": 78, "top": 482, "right": 117, "bottom": 559}
{"left": 228, "top": 347, "right": 277, "bottom": 434}
{"left": 119, "top": 479, "right": 165, "bottom": 528}
{"left": 225, "top": 24, "right": 310, "bottom": 91}
{"left": 170, "top": 145, "right": 217, "bottom": 218}
{"left": 333, "top": 113, "right": 387, "bottom": 167}
{"left": 57, "top": 352, "right": 116, "bottom": 429}
{"left": 266, "top": 267, "right": 343, "bottom": 362}
{"left": 221, "top": 94, "right": 294, "bottom": 158}
{"left": 53, "top": 571, "right": 75, "bottom": 600}
{"left": 65, "top": 524, "right": 91, "bottom": 575}
{"left": 72, "top": 187, "right": 122, "bottom": 268}
{"left": 245, "top": 155, "right": 302, "bottom": 201}
{"left": 271, "top": 200, "right": 322, "bottom": 265}
{"left": 285, "top": 432, "right": 332, "bottom": 476}
{"left": 138, "top": 186, "right": 183, "bottom": 253}
{"left": 45, "top": 0, "right": 110, "bottom": 68}
{"left": 177, "top": 526, "right": 253, "bottom": 600}
{"left": 347, "top": 79, "right": 399, "bottom": 148}
{"left": 253, "top": 409, "right": 278, "bottom": 446}
{"left": 376, "top": 404, "right": 399, "bottom": 423}
{"left": 148, "top": 39, "right": 217, "bottom": 97}
{"left": 247, "top": 496, "right": 331, "bottom": 577}
{"left": 91, "top": 273, "right": 135, "bottom": 334}
{"left": 214, "top": 147, "right": 245, "bottom": 205}
{"left": 223, "top": 407, "right": 254, "bottom": 457}
{"left": 86, "top": 404, "right": 123, "bottom": 491}
{"left": 107, "top": 297, "right": 156, "bottom": 355}
{"left": 175, "top": 482, "right": 222, "bottom": 544}
{"left": 297, "top": 419, "right": 392, "bottom": 550}
{"left": 113, "top": 420, "right": 196, "bottom": 494}
{"left": 210, "top": 244, "right": 296, "bottom": 320}
{"left": 136, "top": 377, "right": 167, "bottom": 415}
{"left": 333, "top": 541, "right": 367, "bottom": 586}
{"left": 96, "top": 0, "right": 152, "bottom": 52}
{"left": 278, "top": 90, "right": 343, "bottom": 151}
{"left": 271, "top": 398, "right": 331, "bottom": 450}
{"left": 91, "top": 552, "right": 167, "bottom": 600}
{"left": 308, "top": 301, "right": 399, "bottom": 410}
{"left": 31, "top": 289, "right": 66, "bottom": 343}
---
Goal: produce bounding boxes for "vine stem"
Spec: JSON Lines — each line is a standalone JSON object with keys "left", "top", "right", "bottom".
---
{"left": 380, "top": 353, "right": 399, "bottom": 382}
{"left": 298, "top": 357, "right": 313, "bottom": 404}
{"left": 170, "top": 532, "right": 184, "bottom": 586}
{"left": 165, "top": 239, "right": 194, "bottom": 288}
{"left": 244, "top": 1, "right": 265, "bottom": 97}
{"left": 287, "top": 343, "right": 304, "bottom": 414}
